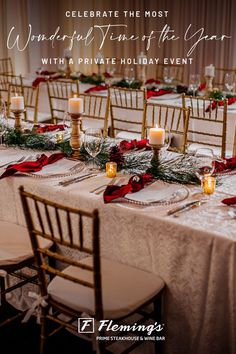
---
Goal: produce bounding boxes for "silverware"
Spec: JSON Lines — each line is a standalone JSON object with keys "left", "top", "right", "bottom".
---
{"left": 89, "top": 177, "right": 116, "bottom": 194}
{"left": 95, "top": 177, "right": 119, "bottom": 195}
{"left": 167, "top": 200, "right": 206, "bottom": 217}
{"left": 0, "top": 156, "right": 26, "bottom": 168}
{"left": 59, "top": 173, "right": 96, "bottom": 187}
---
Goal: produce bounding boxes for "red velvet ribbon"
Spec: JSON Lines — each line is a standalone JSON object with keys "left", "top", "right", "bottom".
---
{"left": 84, "top": 85, "right": 108, "bottom": 93}
{"left": 32, "top": 73, "right": 63, "bottom": 88}
{"left": 214, "top": 156, "right": 236, "bottom": 173}
{"left": 119, "top": 139, "right": 150, "bottom": 152}
{"left": 103, "top": 173, "right": 153, "bottom": 203}
{"left": 147, "top": 89, "right": 173, "bottom": 99}
{"left": 0, "top": 153, "right": 66, "bottom": 179}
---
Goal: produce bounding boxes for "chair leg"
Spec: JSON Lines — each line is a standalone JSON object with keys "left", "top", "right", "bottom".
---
{"left": 154, "top": 295, "right": 163, "bottom": 354}
{"left": 40, "top": 307, "right": 48, "bottom": 354}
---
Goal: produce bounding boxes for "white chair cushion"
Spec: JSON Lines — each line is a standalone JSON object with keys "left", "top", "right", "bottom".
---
{"left": 0, "top": 221, "right": 52, "bottom": 266}
{"left": 48, "top": 257, "right": 164, "bottom": 319}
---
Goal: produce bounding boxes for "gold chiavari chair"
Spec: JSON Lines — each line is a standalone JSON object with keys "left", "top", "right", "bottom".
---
{"left": 19, "top": 186, "right": 165, "bottom": 354}
{"left": 78, "top": 93, "right": 110, "bottom": 137}
{"left": 156, "top": 63, "right": 184, "bottom": 84}
{"left": 109, "top": 87, "right": 147, "bottom": 140}
{"left": 47, "top": 79, "right": 80, "bottom": 123}
{"left": 145, "top": 102, "right": 190, "bottom": 153}
{"left": 182, "top": 94, "right": 229, "bottom": 158}
{"left": 0, "top": 220, "right": 52, "bottom": 328}
{"left": 214, "top": 68, "right": 236, "bottom": 90}
{"left": 0, "top": 58, "right": 14, "bottom": 75}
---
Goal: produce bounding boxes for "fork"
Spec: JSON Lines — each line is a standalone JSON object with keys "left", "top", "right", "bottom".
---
{"left": 95, "top": 177, "right": 125, "bottom": 195}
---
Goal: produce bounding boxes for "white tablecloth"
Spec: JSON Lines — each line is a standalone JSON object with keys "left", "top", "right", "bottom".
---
{"left": 0, "top": 147, "right": 236, "bottom": 354}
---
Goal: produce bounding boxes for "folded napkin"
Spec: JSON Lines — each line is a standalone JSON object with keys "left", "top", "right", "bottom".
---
{"left": 84, "top": 85, "right": 108, "bottom": 94}
{"left": 35, "top": 124, "right": 66, "bottom": 134}
{"left": 147, "top": 89, "right": 173, "bottom": 99}
{"left": 145, "top": 79, "right": 161, "bottom": 85}
{"left": 214, "top": 156, "right": 236, "bottom": 173}
{"left": 0, "top": 153, "right": 66, "bottom": 179}
{"left": 119, "top": 139, "right": 151, "bottom": 152}
{"left": 206, "top": 97, "right": 236, "bottom": 112}
{"left": 32, "top": 73, "right": 62, "bottom": 88}
{"left": 103, "top": 173, "right": 153, "bottom": 203}
{"left": 199, "top": 83, "right": 206, "bottom": 91}
{"left": 221, "top": 196, "right": 236, "bottom": 205}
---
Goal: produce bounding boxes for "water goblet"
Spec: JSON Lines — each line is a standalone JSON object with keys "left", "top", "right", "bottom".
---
{"left": 189, "top": 74, "right": 201, "bottom": 96}
{"left": 224, "top": 72, "right": 235, "bottom": 94}
{"left": 83, "top": 128, "right": 103, "bottom": 171}
{"left": 124, "top": 67, "right": 135, "bottom": 87}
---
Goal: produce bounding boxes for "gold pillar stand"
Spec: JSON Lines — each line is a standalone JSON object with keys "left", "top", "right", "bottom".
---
{"left": 148, "top": 143, "right": 165, "bottom": 167}
{"left": 69, "top": 113, "right": 82, "bottom": 160}
{"left": 12, "top": 109, "right": 25, "bottom": 131}
{"left": 205, "top": 75, "right": 214, "bottom": 97}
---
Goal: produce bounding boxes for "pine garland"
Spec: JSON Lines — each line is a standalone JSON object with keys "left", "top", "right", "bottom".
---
{"left": 2, "top": 127, "right": 200, "bottom": 185}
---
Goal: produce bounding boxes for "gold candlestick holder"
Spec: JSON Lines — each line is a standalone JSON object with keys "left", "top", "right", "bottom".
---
{"left": 147, "top": 143, "right": 165, "bottom": 167}
{"left": 97, "top": 63, "right": 102, "bottom": 79}
{"left": 205, "top": 75, "right": 214, "bottom": 97}
{"left": 12, "top": 109, "right": 25, "bottom": 131}
{"left": 65, "top": 57, "right": 71, "bottom": 79}
{"left": 69, "top": 113, "right": 82, "bottom": 160}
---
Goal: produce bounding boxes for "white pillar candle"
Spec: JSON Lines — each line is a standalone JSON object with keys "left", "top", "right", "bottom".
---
{"left": 68, "top": 97, "right": 83, "bottom": 114}
{"left": 10, "top": 96, "right": 24, "bottom": 110}
{"left": 205, "top": 64, "right": 215, "bottom": 77}
{"left": 95, "top": 52, "right": 104, "bottom": 64}
{"left": 149, "top": 125, "right": 165, "bottom": 145}
{"left": 137, "top": 51, "right": 147, "bottom": 65}
{"left": 64, "top": 48, "right": 72, "bottom": 59}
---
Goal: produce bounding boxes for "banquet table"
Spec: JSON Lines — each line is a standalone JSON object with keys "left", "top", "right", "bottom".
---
{"left": 0, "top": 147, "right": 236, "bottom": 354}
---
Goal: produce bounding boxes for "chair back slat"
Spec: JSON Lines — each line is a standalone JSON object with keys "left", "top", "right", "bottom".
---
{"left": 47, "top": 80, "right": 80, "bottom": 123}
{"left": 0, "top": 58, "right": 13, "bottom": 75}
{"left": 146, "top": 101, "right": 190, "bottom": 153}
{"left": 183, "top": 94, "right": 228, "bottom": 157}
{"left": 109, "top": 87, "right": 146, "bottom": 138}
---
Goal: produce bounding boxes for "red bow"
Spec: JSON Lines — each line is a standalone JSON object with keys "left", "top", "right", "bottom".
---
{"left": 206, "top": 97, "right": 236, "bottom": 112}
{"left": 0, "top": 153, "right": 66, "bottom": 179}
{"left": 103, "top": 173, "right": 153, "bottom": 203}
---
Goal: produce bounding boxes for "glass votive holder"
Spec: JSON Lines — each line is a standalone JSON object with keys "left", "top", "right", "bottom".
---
{"left": 106, "top": 162, "right": 117, "bottom": 178}
{"left": 56, "top": 132, "right": 64, "bottom": 143}
{"left": 202, "top": 176, "right": 216, "bottom": 195}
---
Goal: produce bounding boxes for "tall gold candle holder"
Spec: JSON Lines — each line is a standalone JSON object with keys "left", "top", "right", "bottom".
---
{"left": 205, "top": 75, "right": 214, "bottom": 97}
{"left": 69, "top": 113, "right": 82, "bottom": 160}
{"left": 147, "top": 143, "right": 165, "bottom": 167}
{"left": 12, "top": 109, "right": 25, "bottom": 131}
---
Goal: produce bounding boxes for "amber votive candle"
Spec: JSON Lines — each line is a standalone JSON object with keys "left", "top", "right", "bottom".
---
{"left": 106, "top": 162, "right": 117, "bottom": 178}
{"left": 202, "top": 176, "right": 216, "bottom": 195}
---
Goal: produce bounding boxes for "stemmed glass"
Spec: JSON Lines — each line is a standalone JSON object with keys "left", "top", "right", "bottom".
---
{"left": 105, "top": 64, "right": 116, "bottom": 87}
{"left": 189, "top": 74, "right": 201, "bottom": 96}
{"left": 224, "top": 72, "right": 235, "bottom": 94}
{"left": 163, "top": 67, "right": 174, "bottom": 84}
{"left": 83, "top": 128, "right": 103, "bottom": 171}
{"left": 124, "top": 67, "right": 135, "bottom": 87}
{"left": 0, "top": 101, "right": 8, "bottom": 148}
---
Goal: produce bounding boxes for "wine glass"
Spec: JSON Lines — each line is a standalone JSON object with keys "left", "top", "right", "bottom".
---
{"left": 0, "top": 101, "right": 8, "bottom": 148}
{"left": 189, "top": 74, "right": 200, "bottom": 96}
{"left": 124, "top": 67, "right": 135, "bottom": 87}
{"left": 83, "top": 128, "right": 103, "bottom": 171}
{"left": 224, "top": 72, "right": 235, "bottom": 94}
{"left": 105, "top": 64, "right": 116, "bottom": 86}
{"left": 163, "top": 67, "right": 174, "bottom": 84}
